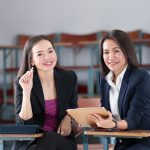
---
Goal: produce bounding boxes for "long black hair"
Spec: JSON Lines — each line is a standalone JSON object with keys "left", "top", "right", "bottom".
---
{"left": 17, "top": 35, "right": 59, "bottom": 78}
{"left": 99, "top": 29, "right": 138, "bottom": 77}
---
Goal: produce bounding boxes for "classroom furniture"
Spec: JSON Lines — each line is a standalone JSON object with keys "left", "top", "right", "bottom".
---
{"left": 0, "top": 31, "right": 150, "bottom": 106}
{"left": 56, "top": 32, "right": 101, "bottom": 97}
{"left": 0, "top": 133, "right": 43, "bottom": 150}
{"left": 17, "top": 34, "right": 57, "bottom": 46}
{"left": 83, "top": 129, "right": 150, "bottom": 150}
{"left": 0, "top": 125, "right": 44, "bottom": 150}
{"left": 77, "top": 97, "right": 103, "bottom": 149}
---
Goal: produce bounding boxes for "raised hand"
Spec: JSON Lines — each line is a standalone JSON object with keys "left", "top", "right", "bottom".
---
{"left": 19, "top": 67, "right": 34, "bottom": 92}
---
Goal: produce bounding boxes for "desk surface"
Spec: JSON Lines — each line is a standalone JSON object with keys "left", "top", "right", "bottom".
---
{"left": 0, "top": 133, "right": 43, "bottom": 140}
{"left": 84, "top": 129, "right": 150, "bottom": 138}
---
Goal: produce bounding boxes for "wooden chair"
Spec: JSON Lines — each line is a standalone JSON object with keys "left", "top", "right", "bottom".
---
{"left": 78, "top": 97, "right": 101, "bottom": 108}
{"left": 127, "top": 30, "right": 143, "bottom": 64}
{"left": 143, "top": 32, "right": 150, "bottom": 47}
{"left": 59, "top": 33, "right": 97, "bottom": 48}
{"left": 17, "top": 34, "right": 56, "bottom": 46}
{"left": 77, "top": 97, "right": 102, "bottom": 149}
{"left": 58, "top": 33, "right": 100, "bottom": 97}
{"left": 77, "top": 97, "right": 115, "bottom": 150}
{"left": 127, "top": 29, "right": 142, "bottom": 40}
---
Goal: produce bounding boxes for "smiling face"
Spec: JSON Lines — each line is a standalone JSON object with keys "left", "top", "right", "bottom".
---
{"left": 103, "top": 39, "right": 128, "bottom": 77}
{"left": 31, "top": 39, "right": 57, "bottom": 72}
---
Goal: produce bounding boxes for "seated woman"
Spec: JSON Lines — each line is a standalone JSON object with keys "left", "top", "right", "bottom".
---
{"left": 12, "top": 35, "right": 78, "bottom": 150}
{"left": 89, "top": 29, "right": 150, "bottom": 150}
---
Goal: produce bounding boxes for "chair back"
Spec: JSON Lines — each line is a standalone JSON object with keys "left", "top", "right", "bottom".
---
{"left": 78, "top": 97, "right": 101, "bottom": 108}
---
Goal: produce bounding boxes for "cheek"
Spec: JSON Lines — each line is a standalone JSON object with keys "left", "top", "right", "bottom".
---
{"left": 52, "top": 52, "right": 57, "bottom": 62}
{"left": 55, "top": 54, "right": 57, "bottom": 62}
{"left": 120, "top": 54, "right": 127, "bottom": 63}
{"left": 32, "top": 57, "right": 42, "bottom": 65}
{"left": 103, "top": 55, "right": 108, "bottom": 63}
{"left": 122, "top": 58, "right": 127, "bottom": 65}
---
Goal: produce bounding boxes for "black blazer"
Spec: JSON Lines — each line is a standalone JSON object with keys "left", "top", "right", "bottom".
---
{"left": 12, "top": 68, "right": 78, "bottom": 150}
{"left": 99, "top": 66, "right": 150, "bottom": 147}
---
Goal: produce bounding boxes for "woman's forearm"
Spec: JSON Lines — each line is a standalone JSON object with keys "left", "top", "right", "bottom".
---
{"left": 19, "top": 90, "right": 33, "bottom": 120}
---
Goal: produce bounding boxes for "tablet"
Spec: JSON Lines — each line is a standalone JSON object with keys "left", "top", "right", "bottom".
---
{"left": 67, "top": 107, "right": 109, "bottom": 127}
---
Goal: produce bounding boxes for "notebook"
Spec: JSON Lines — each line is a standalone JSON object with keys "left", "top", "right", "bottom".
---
{"left": 0, "top": 125, "right": 44, "bottom": 134}
{"left": 67, "top": 107, "right": 109, "bottom": 127}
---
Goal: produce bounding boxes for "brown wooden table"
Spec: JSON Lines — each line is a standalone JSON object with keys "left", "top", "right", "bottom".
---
{"left": 83, "top": 129, "right": 150, "bottom": 150}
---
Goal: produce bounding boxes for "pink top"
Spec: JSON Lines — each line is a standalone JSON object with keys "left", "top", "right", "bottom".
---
{"left": 43, "top": 99, "right": 58, "bottom": 131}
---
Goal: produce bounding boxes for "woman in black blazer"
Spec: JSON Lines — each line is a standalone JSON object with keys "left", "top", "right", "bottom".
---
{"left": 12, "top": 35, "right": 78, "bottom": 150}
{"left": 89, "top": 29, "right": 150, "bottom": 150}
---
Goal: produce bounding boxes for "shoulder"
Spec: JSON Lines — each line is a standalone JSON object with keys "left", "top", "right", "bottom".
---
{"left": 126, "top": 67, "right": 150, "bottom": 88}
{"left": 129, "top": 67, "right": 150, "bottom": 81}
{"left": 55, "top": 68, "right": 77, "bottom": 80}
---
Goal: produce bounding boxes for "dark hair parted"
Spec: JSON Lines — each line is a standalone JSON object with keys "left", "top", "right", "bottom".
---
{"left": 99, "top": 29, "right": 138, "bottom": 77}
{"left": 17, "top": 35, "right": 58, "bottom": 78}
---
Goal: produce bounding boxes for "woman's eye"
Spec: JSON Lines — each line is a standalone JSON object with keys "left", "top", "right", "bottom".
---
{"left": 115, "top": 49, "right": 121, "bottom": 53}
{"left": 48, "top": 49, "right": 53, "bottom": 53}
{"left": 37, "top": 53, "right": 42, "bottom": 56}
{"left": 103, "top": 51, "right": 109, "bottom": 54}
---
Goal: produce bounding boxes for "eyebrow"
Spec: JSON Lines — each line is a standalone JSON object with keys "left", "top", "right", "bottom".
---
{"left": 103, "top": 46, "right": 121, "bottom": 51}
{"left": 36, "top": 47, "right": 53, "bottom": 53}
{"left": 113, "top": 46, "right": 121, "bottom": 49}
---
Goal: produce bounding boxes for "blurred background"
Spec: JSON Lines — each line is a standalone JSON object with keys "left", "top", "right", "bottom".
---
{"left": 0, "top": 0, "right": 150, "bottom": 149}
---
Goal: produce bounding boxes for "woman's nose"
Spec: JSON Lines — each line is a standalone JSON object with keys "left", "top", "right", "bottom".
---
{"left": 44, "top": 53, "right": 50, "bottom": 59}
{"left": 109, "top": 52, "right": 115, "bottom": 59}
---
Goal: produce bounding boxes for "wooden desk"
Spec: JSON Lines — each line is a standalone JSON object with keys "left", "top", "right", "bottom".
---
{"left": 83, "top": 129, "right": 150, "bottom": 150}
{"left": 0, "top": 133, "right": 43, "bottom": 150}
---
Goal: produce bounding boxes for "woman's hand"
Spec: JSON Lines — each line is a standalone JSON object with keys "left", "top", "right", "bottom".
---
{"left": 57, "top": 115, "right": 72, "bottom": 136}
{"left": 88, "top": 111, "right": 115, "bottom": 129}
{"left": 19, "top": 67, "right": 34, "bottom": 92}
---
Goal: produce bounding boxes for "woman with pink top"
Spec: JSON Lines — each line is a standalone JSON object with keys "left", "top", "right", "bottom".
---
{"left": 12, "top": 35, "right": 78, "bottom": 150}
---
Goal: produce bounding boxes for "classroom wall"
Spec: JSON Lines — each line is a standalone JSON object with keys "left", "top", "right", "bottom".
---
{"left": 0, "top": 0, "right": 150, "bottom": 83}
{"left": 0, "top": 0, "right": 150, "bottom": 44}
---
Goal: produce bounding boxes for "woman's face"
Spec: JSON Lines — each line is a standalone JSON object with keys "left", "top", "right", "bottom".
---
{"left": 103, "top": 39, "right": 128, "bottom": 76}
{"left": 31, "top": 39, "right": 57, "bottom": 71}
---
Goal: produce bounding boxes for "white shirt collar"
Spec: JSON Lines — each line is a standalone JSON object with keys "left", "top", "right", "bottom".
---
{"left": 106, "top": 66, "right": 127, "bottom": 88}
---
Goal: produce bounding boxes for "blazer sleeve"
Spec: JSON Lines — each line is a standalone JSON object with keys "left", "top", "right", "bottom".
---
{"left": 124, "top": 72, "right": 150, "bottom": 130}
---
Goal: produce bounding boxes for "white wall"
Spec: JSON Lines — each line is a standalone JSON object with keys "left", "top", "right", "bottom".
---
{"left": 0, "top": 0, "right": 150, "bottom": 44}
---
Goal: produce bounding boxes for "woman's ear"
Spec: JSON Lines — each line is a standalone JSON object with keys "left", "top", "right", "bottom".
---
{"left": 31, "top": 59, "right": 34, "bottom": 66}
{"left": 31, "top": 63, "right": 34, "bottom": 67}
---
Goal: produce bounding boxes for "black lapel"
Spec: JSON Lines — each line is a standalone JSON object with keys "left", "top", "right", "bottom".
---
{"left": 118, "top": 67, "right": 132, "bottom": 116}
{"left": 104, "top": 81, "right": 111, "bottom": 111}
{"left": 54, "top": 69, "right": 66, "bottom": 115}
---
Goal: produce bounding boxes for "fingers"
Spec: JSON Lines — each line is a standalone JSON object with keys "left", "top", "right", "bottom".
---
{"left": 57, "top": 126, "right": 71, "bottom": 136}
{"left": 30, "top": 67, "right": 34, "bottom": 73}
{"left": 60, "top": 129, "right": 70, "bottom": 136}
{"left": 57, "top": 126, "right": 61, "bottom": 134}
{"left": 20, "top": 68, "right": 34, "bottom": 83}
{"left": 88, "top": 114, "right": 102, "bottom": 127}
{"left": 108, "top": 111, "right": 113, "bottom": 120}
